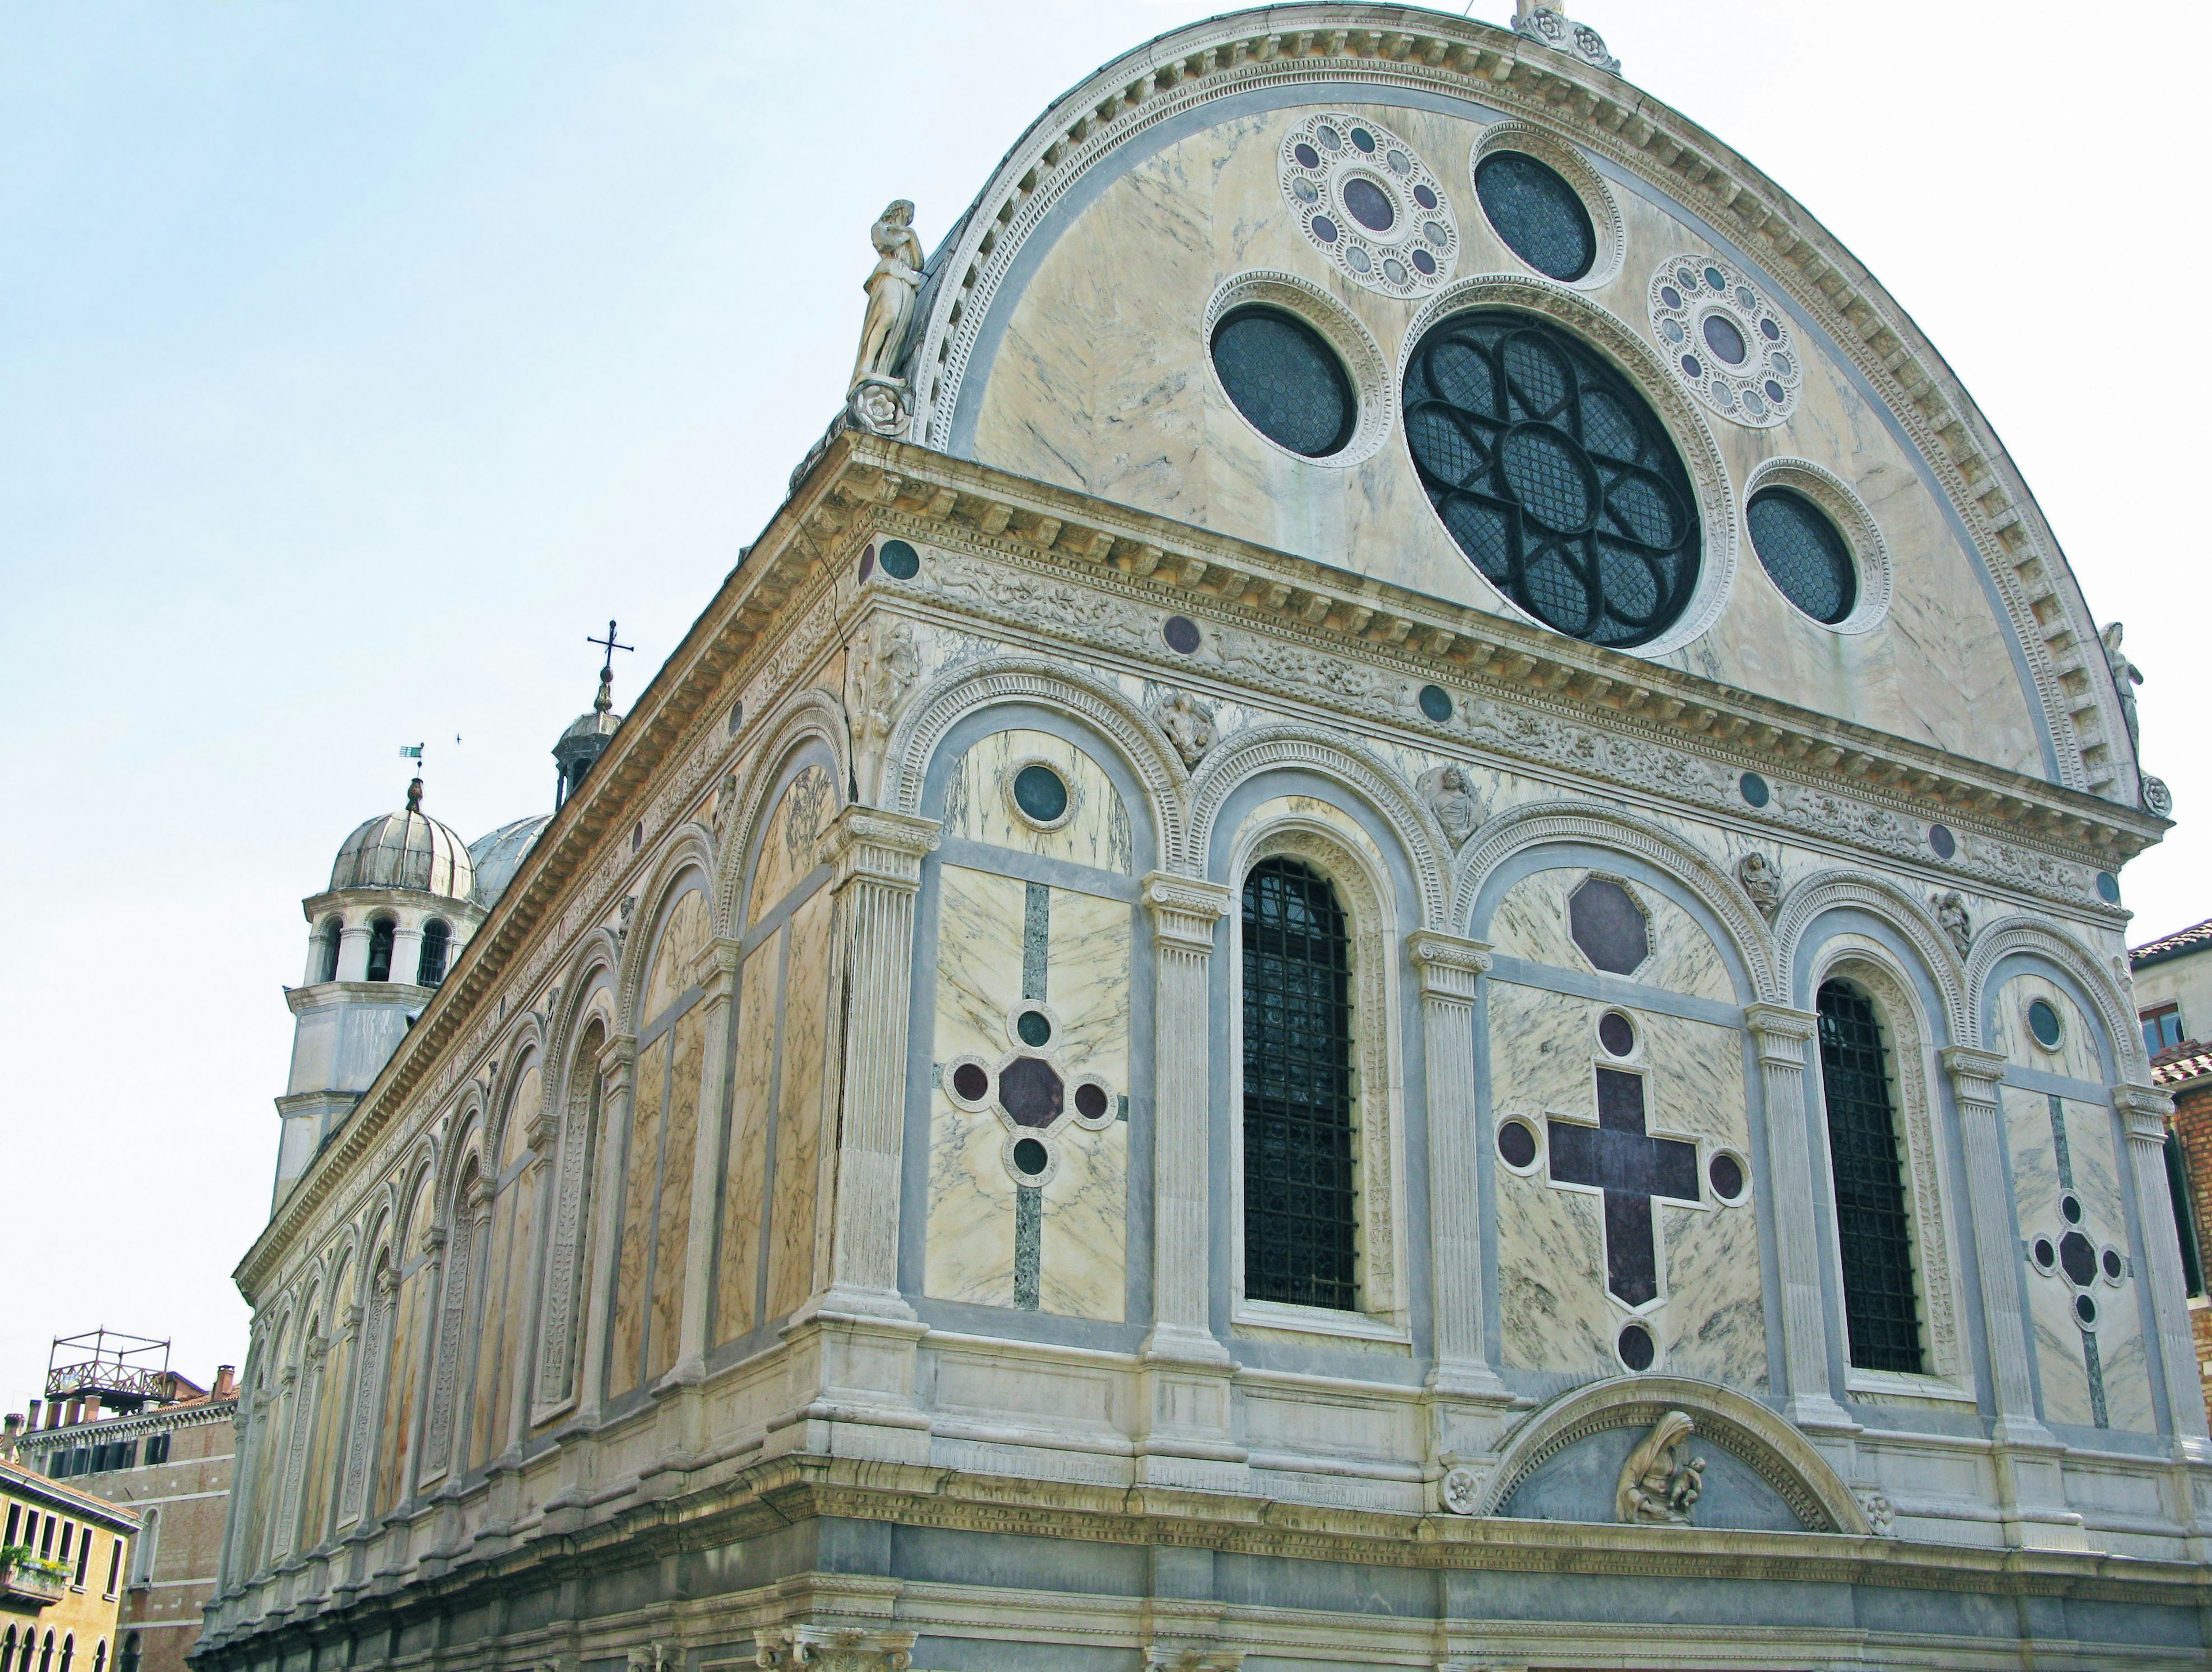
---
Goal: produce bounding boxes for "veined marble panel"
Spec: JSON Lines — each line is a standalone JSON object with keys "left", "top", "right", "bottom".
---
{"left": 748, "top": 764, "right": 835, "bottom": 928}
{"left": 647, "top": 1003, "right": 703, "bottom": 1384}
{"left": 1990, "top": 973, "right": 2105, "bottom": 1085}
{"left": 607, "top": 1032, "right": 668, "bottom": 1396}
{"left": 940, "top": 727, "right": 1134, "bottom": 873}
{"left": 713, "top": 941, "right": 778, "bottom": 1345}
{"left": 642, "top": 889, "right": 709, "bottom": 1027}
{"left": 1489, "top": 979, "right": 1765, "bottom": 1389}
{"left": 1485, "top": 867, "right": 1732, "bottom": 1002}
{"left": 501, "top": 1066, "right": 540, "bottom": 1170}
{"left": 767, "top": 889, "right": 833, "bottom": 1321}
{"left": 1039, "top": 887, "right": 1128, "bottom": 1321}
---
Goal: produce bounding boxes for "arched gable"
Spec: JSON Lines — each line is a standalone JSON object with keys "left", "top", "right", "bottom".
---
{"left": 1774, "top": 868, "right": 1969, "bottom": 1045}
{"left": 1967, "top": 917, "right": 2139, "bottom": 1082}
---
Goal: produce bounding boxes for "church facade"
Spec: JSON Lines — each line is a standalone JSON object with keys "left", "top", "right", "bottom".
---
{"left": 194, "top": 7, "right": 2212, "bottom": 1668}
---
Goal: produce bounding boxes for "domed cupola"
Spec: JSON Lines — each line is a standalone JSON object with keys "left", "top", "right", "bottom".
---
{"left": 469, "top": 813, "right": 552, "bottom": 909}
{"left": 554, "top": 620, "right": 630, "bottom": 809}
{"left": 331, "top": 778, "right": 476, "bottom": 898}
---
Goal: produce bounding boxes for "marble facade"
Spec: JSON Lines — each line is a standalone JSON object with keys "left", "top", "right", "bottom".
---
{"left": 200, "top": 10, "right": 2208, "bottom": 1672}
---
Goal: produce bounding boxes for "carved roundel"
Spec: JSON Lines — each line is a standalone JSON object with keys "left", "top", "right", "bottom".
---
{"left": 1648, "top": 253, "right": 1801, "bottom": 428}
{"left": 1279, "top": 112, "right": 1459, "bottom": 299}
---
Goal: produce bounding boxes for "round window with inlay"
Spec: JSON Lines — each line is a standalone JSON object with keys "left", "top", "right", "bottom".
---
{"left": 2027, "top": 996, "right": 2064, "bottom": 1052}
{"left": 1005, "top": 757, "right": 1078, "bottom": 832}
{"left": 1748, "top": 487, "right": 1857, "bottom": 625}
{"left": 1211, "top": 305, "right": 1357, "bottom": 459}
{"left": 1597, "top": 1010, "right": 1637, "bottom": 1057}
{"left": 1474, "top": 150, "right": 1596, "bottom": 282}
{"left": 1496, "top": 1117, "right": 1541, "bottom": 1173}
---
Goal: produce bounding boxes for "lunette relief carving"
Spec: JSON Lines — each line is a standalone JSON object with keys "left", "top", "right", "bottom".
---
{"left": 1614, "top": 1409, "right": 1706, "bottom": 1525}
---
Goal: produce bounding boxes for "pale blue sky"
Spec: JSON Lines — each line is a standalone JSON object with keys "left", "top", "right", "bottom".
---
{"left": 5, "top": 1, "right": 2205, "bottom": 1409}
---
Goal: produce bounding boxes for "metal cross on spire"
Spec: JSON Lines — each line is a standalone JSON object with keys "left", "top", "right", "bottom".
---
{"left": 586, "top": 619, "right": 633, "bottom": 714}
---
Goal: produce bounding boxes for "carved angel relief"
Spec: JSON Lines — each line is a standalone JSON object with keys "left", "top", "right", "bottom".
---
{"left": 845, "top": 615, "right": 920, "bottom": 803}
{"left": 1149, "top": 689, "right": 1217, "bottom": 768}
{"left": 1735, "top": 850, "right": 1782, "bottom": 919}
{"left": 1934, "top": 890, "right": 1971, "bottom": 958}
{"left": 1615, "top": 1409, "right": 1706, "bottom": 1525}
{"left": 1418, "top": 763, "right": 1482, "bottom": 846}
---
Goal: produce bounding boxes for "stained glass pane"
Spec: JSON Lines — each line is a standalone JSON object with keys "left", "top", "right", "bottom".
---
{"left": 1747, "top": 487, "right": 1855, "bottom": 624}
{"left": 1404, "top": 310, "right": 1701, "bottom": 647}
{"left": 1211, "top": 306, "right": 1357, "bottom": 457}
{"left": 1475, "top": 151, "right": 1596, "bottom": 282}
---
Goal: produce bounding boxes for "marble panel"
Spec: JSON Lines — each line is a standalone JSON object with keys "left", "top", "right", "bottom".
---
{"left": 646, "top": 1004, "right": 703, "bottom": 1383}
{"left": 1988, "top": 973, "right": 2105, "bottom": 1084}
{"left": 642, "top": 889, "right": 709, "bottom": 1027}
{"left": 966, "top": 100, "right": 2043, "bottom": 774}
{"left": 1485, "top": 867, "right": 1732, "bottom": 1002}
{"left": 501, "top": 1067, "right": 540, "bottom": 1170}
{"left": 301, "top": 1329, "right": 347, "bottom": 1537}
{"left": 375, "top": 1269, "right": 424, "bottom": 1515}
{"left": 748, "top": 764, "right": 835, "bottom": 927}
{"left": 712, "top": 941, "right": 778, "bottom": 1345}
{"left": 940, "top": 727, "right": 1134, "bottom": 873}
{"left": 473, "top": 1163, "right": 534, "bottom": 1470}
{"left": 927, "top": 866, "right": 1028, "bottom": 1306}
{"left": 766, "top": 889, "right": 833, "bottom": 1321}
{"left": 606, "top": 1033, "right": 666, "bottom": 1396}
{"left": 1039, "top": 886, "right": 1129, "bottom": 1321}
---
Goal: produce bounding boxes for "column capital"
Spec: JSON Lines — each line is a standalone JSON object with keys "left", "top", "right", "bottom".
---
{"left": 2113, "top": 1082, "right": 2174, "bottom": 1129}
{"left": 1141, "top": 873, "right": 1234, "bottom": 951}
{"left": 598, "top": 1033, "right": 638, "bottom": 1087}
{"left": 823, "top": 806, "right": 941, "bottom": 895}
{"left": 1407, "top": 931, "right": 1492, "bottom": 999}
{"left": 691, "top": 935, "right": 747, "bottom": 1000}
{"left": 1743, "top": 1002, "right": 1817, "bottom": 1059}
{"left": 1940, "top": 1045, "right": 2009, "bottom": 1092}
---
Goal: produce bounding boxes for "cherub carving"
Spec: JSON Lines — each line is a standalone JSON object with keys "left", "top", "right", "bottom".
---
{"left": 1150, "top": 690, "right": 1217, "bottom": 768}
{"left": 1735, "top": 851, "right": 1782, "bottom": 920}
{"left": 1859, "top": 1490, "right": 1896, "bottom": 1536}
{"left": 2101, "top": 622, "right": 2143, "bottom": 755}
{"left": 1614, "top": 1409, "right": 1706, "bottom": 1525}
{"left": 1934, "top": 890, "right": 1971, "bottom": 958}
{"left": 851, "top": 200, "right": 925, "bottom": 391}
{"left": 1418, "top": 763, "right": 1483, "bottom": 847}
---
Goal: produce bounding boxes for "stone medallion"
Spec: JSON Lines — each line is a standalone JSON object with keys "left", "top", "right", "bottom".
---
{"left": 1279, "top": 112, "right": 1458, "bottom": 300}
{"left": 1648, "top": 252, "right": 1801, "bottom": 427}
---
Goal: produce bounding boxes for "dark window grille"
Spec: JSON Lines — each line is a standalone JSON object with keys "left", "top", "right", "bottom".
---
{"left": 1242, "top": 857, "right": 1359, "bottom": 1310}
{"left": 1816, "top": 980, "right": 1923, "bottom": 1373}
{"left": 1747, "top": 486, "right": 1856, "bottom": 624}
{"left": 365, "top": 919, "right": 395, "bottom": 983}
{"left": 1402, "top": 309, "right": 1700, "bottom": 648}
{"left": 1474, "top": 150, "right": 1596, "bottom": 282}
{"left": 416, "top": 920, "right": 450, "bottom": 987}
{"left": 1211, "top": 305, "right": 1357, "bottom": 458}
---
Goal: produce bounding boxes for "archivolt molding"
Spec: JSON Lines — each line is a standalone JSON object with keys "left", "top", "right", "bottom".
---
{"left": 1396, "top": 273, "right": 1737, "bottom": 659}
{"left": 1773, "top": 868, "right": 1968, "bottom": 1045}
{"left": 483, "top": 1033, "right": 544, "bottom": 1168}
{"left": 886, "top": 655, "right": 1184, "bottom": 866}
{"left": 712, "top": 688, "right": 850, "bottom": 938}
{"left": 902, "top": 1, "right": 2127, "bottom": 803}
{"left": 1453, "top": 800, "right": 1776, "bottom": 1002}
{"left": 1965, "top": 916, "right": 2141, "bottom": 1082}
{"left": 1188, "top": 722, "right": 1448, "bottom": 926}
{"left": 613, "top": 834, "right": 714, "bottom": 1033}
{"left": 1808, "top": 940, "right": 1966, "bottom": 1389}
{"left": 1230, "top": 812, "right": 1409, "bottom": 1321}
{"left": 1479, "top": 1374, "right": 1869, "bottom": 1534}
{"left": 541, "top": 945, "right": 619, "bottom": 1112}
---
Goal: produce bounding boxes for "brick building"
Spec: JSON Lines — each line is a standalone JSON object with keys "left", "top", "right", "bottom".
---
{"left": 2134, "top": 917, "right": 2212, "bottom": 1409}
{"left": 0, "top": 1455, "right": 137, "bottom": 1672}
{"left": 5, "top": 1349, "right": 235, "bottom": 1672}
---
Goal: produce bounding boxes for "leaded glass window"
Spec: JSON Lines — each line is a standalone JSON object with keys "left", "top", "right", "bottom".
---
{"left": 1242, "top": 857, "right": 1358, "bottom": 1310}
{"left": 1211, "top": 305, "right": 1357, "bottom": 458}
{"left": 1816, "top": 980, "right": 1923, "bottom": 1374}
{"left": 1475, "top": 151, "right": 1596, "bottom": 282}
{"left": 1403, "top": 310, "right": 1700, "bottom": 648}
{"left": 1747, "top": 486, "right": 1856, "bottom": 624}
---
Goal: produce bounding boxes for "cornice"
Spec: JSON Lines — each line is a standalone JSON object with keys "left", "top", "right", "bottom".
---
{"left": 903, "top": 3, "right": 2139, "bottom": 810}
{"left": 237, "top": 429, "right": 2156, "bottom": 1294}
{"left": 12, "top": 1400, "right": 239, "bottom": 1453}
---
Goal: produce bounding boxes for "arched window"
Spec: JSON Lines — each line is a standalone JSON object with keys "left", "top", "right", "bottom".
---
{"left": 5, "top": 1624, "right": 20, "bottom": 1672}
{"left": 416, "top": 920, "right": 450, "bottom": 988}
{"left": 1241, "top": 857, "right": 1359, "bottom": 1311}
{"left": 56, "top": 1636, "right": 70, "bottom": 1672}
{"left": 365, "top": 918, "right": 396, "bottom": 983}
{"left": 118, "top": 1639, "right": 138, "bottom": 1672}
{"left": 317, "top": 919, "right": 343, "bottom": 983}
{"left": 1816, "top": 979, "right": 1923, "bottom": 1373}
{"left": 37, "top": 1633, "right": 52, "bottom": 1672}
{"left": 90, "top": 1643, "right": 104, "bottom": 1672}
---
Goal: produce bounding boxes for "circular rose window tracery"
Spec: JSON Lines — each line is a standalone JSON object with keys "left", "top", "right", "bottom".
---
{"left": 1403, "top": 309, "right": 1702, "bottom": 648}
{"left": 1279, "top": 112, "right": 1457, "bottom": 300}
{"left": 1648, "top": 252, "right": 1802, "bottom": 427}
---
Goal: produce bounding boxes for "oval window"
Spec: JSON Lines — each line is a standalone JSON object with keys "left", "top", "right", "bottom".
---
{"left": 1402, "top": 310, "right": 1700, "bottom": 648}
{"left": 1211, "top": 305, "right": 1357, "bottom": 458}
{"left": 2027, "top": 996, "right": 2064, "bottom": 1050}
{"left": 1747, "top": 487, "right": 1857, "bottom": 625}
{"left": 1475, "top": 151, "right": 1596, "bottom": 282}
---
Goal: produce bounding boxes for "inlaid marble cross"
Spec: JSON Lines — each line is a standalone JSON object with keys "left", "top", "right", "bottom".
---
{"left": 1547, "top": 1066, "right": 1700, "bottom": 1307}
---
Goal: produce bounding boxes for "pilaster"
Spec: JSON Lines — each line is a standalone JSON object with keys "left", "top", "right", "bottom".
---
{"left": 660, "top": 935, "right": 746, "bottom": 1402}
{"left": 1408, "top": 931, "right": 1508, "bottom": 1402}
{"left": 1134, "top": 872, "right": 1244, "bottom": 1490}
{"left": 1744, "top": 1002, "right": 1854, "bottom": 1431}
{"left": 568, "top": 1035, "right": 636, "bottom": 1431}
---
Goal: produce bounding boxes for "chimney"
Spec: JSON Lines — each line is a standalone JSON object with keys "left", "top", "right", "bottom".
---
{"left": 25, "top": 1400, "right": 40, "bottom": 1430}
{"left": 3, "top": 1415, "right": 20, "bottom": 1438}
{"left": 212, "top": 1366, "right": 237, "bottom": 1401}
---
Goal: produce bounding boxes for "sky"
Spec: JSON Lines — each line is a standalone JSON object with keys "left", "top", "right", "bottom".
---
{"left": 3, "top": 0, "right": 2207, "bottom": 1413}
